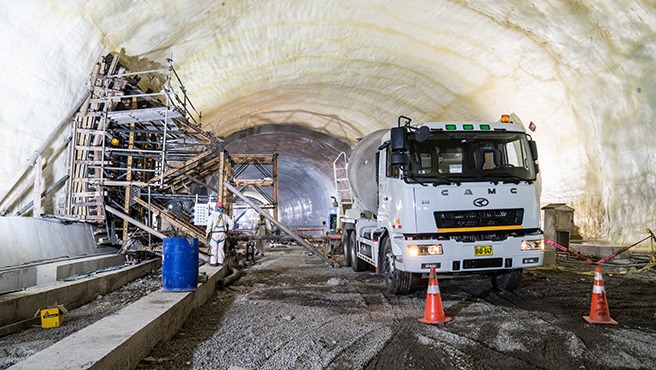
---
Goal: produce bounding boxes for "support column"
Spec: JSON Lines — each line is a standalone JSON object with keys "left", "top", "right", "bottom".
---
{"left": 217, "top": 150, "right": 225, "bottom": 204}
{"left": 33, "top": 157, "right": 44, "bottom": 217}
{"left": 122, "top": 122, "right": 136, "bottom": 248}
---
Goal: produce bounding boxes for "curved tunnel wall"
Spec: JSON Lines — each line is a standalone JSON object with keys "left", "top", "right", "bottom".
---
{"left": 0, "top": 1, "right": 655, "bottom": 243}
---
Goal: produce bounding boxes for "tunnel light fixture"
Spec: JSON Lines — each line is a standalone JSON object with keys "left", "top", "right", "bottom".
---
{"left": 501, "top": 114, "right": 511, "bottom": 123}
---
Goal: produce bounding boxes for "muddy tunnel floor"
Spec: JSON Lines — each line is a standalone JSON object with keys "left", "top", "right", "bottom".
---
{"left": 2, "top": 246, "right": 655, "bottom": 369}
{"left": 133, "top": 247, "right": 656, "bottom": 370}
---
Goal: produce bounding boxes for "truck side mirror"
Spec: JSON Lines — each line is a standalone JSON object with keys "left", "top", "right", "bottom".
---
{"left": 390, "top": 152, "right": 407, "bottom": 166}
{"left": 529, "top": 140, "right": 538, "bottom": 160}
{"left": 390, "top": 127, "right": 407, "bottom": 152}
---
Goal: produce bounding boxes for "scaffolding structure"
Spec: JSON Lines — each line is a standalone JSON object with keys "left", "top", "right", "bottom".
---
{"left": 0, "top": 52, "right": 338, "bottom": 266}
{"left": 65, "top": 53, "right": 227, "bottom": 250}
{"left": 230, "top": 154, "right": 279, "bottom": 221}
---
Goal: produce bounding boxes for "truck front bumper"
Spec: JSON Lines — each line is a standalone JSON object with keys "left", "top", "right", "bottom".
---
{"left": 393, "top": 236, "right": 544, "bottom": 274}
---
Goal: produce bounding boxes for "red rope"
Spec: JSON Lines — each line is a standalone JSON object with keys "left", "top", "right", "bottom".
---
{"left": 544, "top": 235, "right": 652, "bottom": 265}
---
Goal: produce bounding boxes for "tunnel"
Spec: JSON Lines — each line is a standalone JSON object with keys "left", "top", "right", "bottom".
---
{"left": 2, "top": 2, "right": 656, "bottom": 369}
{"left": 0, "top": 1, "right": 655, "bottom": 255}
{"left": 224, "top": 124, "right": 351, "bottom": 227}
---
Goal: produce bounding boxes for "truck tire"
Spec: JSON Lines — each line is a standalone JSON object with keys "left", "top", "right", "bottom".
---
{"left": 350, "top": 231, "right": 367, "bottom": 272}
{"left": 379, "top": 237, "right": 412, "bottom": 295}
{"left": 342, "top": 231, "right": 351, "bottom": 267}
{"left": 491, "top": 269, "right": 522, "bottom": 291}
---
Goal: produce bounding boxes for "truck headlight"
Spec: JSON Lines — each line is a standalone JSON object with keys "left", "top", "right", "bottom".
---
{"left": 521, "top": 239, "right": 544, "bottom": 251}
{"left": 407, "top": 244, "right": 443, "bottom": 256}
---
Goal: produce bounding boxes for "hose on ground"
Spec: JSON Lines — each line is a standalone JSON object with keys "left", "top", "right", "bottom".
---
{"left": 217, "top": 267, "right": 240, "bottom": 290}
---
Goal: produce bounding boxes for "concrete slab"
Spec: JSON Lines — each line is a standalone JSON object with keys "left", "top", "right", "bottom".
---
{"left": 10, "top": 264, "right": 229, "bottom": 370}
{"left": 0, "top": 259, "right": 160, "bottom": 328}
{"left": 38, "top": 254, "right": 126, "bottom": 284}
{"left": 0, "top": 254, "right": 125, "bottom": 294}
{"left": 569, "top": 244, "right": 630, "bottom": 261}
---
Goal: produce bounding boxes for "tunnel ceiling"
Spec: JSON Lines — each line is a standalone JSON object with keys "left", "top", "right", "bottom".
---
{"left": 1, "top": 1, "right": 656, "bottom": 241}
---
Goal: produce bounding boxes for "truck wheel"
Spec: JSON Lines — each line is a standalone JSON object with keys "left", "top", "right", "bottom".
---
{"left": 342, "top": 231, "right": 351, "bottom": 267}
{"left": 379, "top": 237, "right": 412, "bottom": 295}
{"left": 491, "top": 269, "right": 522, "bottom": 291}
{"left": 350, "top": 231, "right": 367, "bottom": 272}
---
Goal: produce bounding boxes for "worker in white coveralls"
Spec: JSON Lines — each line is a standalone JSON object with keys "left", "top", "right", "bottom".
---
{"left": 253, "top": 213, "right": 271, "bottom": 256}
{"left": 205, "top": 202, "right": 234, "bottom": 266}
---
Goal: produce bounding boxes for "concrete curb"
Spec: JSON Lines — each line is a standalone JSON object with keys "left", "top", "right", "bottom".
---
{"left": 10, "top": 263, "right": 229, "bottom": 370}
{"left": 0, "top": 259, "right": 159, "bottom": 328}
{"left": 0, "top": 254, "right": 126, "bottom": 294}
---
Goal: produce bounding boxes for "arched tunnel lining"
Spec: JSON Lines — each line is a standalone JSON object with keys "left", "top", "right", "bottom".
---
{"left": 0, "top": 1, "right": 654, "bottom": 246}
{"left": 224, "top": 124, "right": 351, "bottom": 228}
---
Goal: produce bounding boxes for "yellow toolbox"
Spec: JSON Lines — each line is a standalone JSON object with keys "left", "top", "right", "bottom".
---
{"left": 40, "top": 307, "right": 62, "bottom": 328}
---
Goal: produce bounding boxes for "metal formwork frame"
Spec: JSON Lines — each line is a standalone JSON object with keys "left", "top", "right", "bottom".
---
{"left": 230, "top": 154, "right": 279, "bottom": 220}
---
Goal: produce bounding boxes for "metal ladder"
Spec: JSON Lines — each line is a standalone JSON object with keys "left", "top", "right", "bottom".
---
{"left": 332, "top": 152, "right": 352, "bottom": 206}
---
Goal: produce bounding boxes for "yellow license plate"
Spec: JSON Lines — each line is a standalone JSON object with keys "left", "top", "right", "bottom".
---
{"left": 474, "top": 245, "right": 493, "bottom": 256}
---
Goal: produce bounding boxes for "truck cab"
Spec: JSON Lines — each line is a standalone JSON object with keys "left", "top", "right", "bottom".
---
{"left": 342, "top": 115, "right": 544, "bottom": 294}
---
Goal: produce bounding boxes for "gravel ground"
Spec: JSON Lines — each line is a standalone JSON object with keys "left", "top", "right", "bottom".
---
{"left": 3, "top": 247, "right": 656, "bottom": 370}
{"left": 0, "top": 270, "right": 162, "bottom": 369}
{"left": 137, "top": 247, "right": 656, "bottom": 370}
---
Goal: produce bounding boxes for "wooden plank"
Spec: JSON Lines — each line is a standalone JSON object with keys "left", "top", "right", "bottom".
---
{"left": 148, "top": 150, "right": 214, "bottom": 184}
{"left": 233, "top": 179, "right": 274, "bottom": 187}
{"left": 71, "top": 201, "right": 103, "bottom": 207}
{"left": 231, "top": 154, "right": 275, "bottom": 164}
{"left": 32, "top": 157, "right": 43, "bottom": 217}
{"left": 132, "top": 197, "right": 206, "bottom": 242}
{"left": 122, "top": 122, "right": 136, "bottom": 249}
{"left": 71, "top": 191, "right": 102, "bottom": 197}
{"left": 217, "top": 151, "right": 225, "bottom": 204}
{"left": 74, "top": 160, "right": 109, "bottom": 165}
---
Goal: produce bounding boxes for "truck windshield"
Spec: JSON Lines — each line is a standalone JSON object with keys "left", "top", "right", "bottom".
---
{"left": 405, "top": 131, "right": 537, "bottom": 183}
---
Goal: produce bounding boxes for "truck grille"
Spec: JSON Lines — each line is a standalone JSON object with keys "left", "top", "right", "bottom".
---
{"left": 434, "top": 209, "right": 524, "bottom": 229}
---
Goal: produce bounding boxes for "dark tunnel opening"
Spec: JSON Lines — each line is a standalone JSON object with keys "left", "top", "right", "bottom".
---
{"left": 224, "top": 124, "right": 352, "bottom": 228}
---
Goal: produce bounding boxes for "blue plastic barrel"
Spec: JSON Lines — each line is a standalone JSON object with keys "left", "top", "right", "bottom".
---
{"left": 162, "top": 237, "right": 199, "bottom": 292}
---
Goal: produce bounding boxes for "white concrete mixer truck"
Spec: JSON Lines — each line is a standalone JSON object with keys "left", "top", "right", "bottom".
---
{"left": 341, "top": 115, "right": 544, "bottom": 294}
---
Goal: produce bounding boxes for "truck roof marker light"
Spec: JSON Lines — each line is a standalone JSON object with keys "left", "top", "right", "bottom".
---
{"left": 463, "top": 124, "right": 474, "bottom": 130}
{"left": 392, "top": 216, "right": 402, "bottom": 229}
{"left": 501, "top": 114, "right": 510, "bottom": 123}
{"left": 480, "top": 124, "right": 491, "bottom": 130}
{"left": 445, "top": 124, "right": 457, "bottom": 130}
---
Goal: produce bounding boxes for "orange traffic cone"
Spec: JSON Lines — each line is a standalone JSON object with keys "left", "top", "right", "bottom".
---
{"left": 583, "top": 267, "right": 618, "bottom": 325}
{"left": 418, "top": 265, "right": 452, "bottom": 325}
